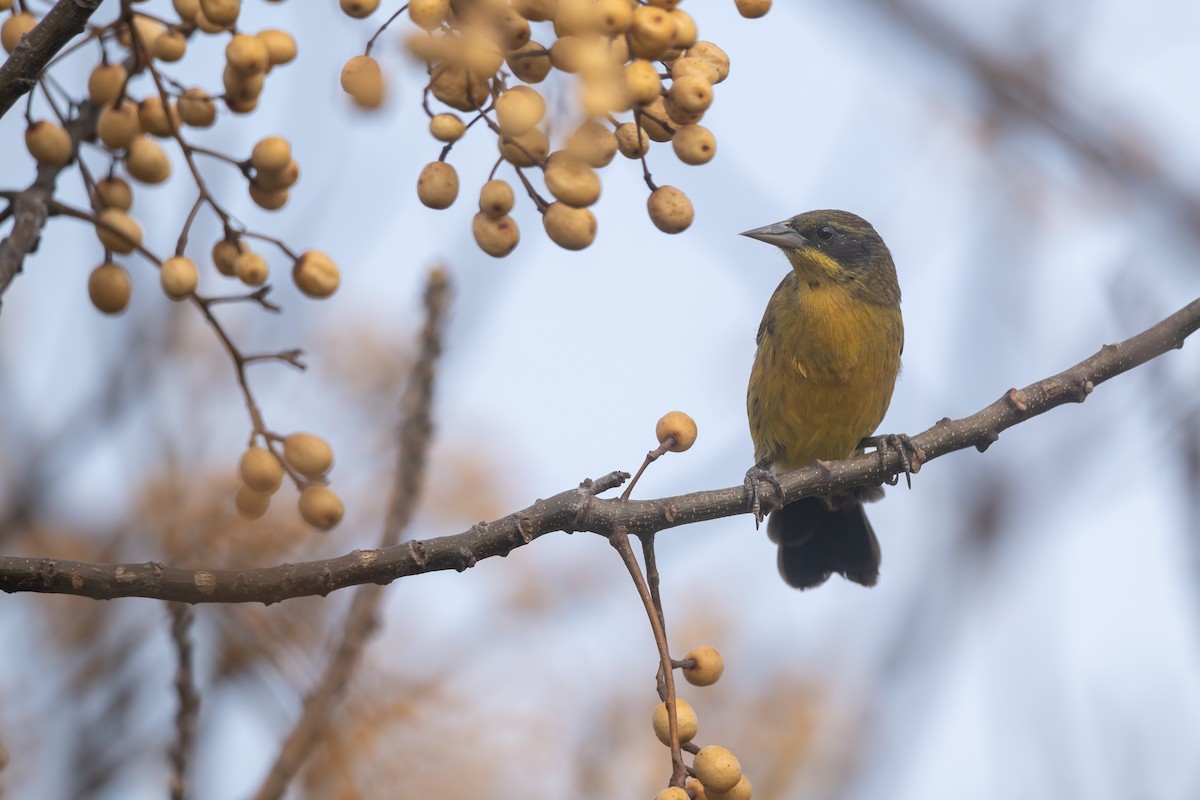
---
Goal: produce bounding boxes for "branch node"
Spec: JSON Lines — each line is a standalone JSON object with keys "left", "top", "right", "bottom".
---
{"left": 1079, "top": 379, "right": 1094, "bottom": 400}
{"left": 661, "top": 502, "right": 677, "bottom": 524}
{"left": 975, "top": 430, "right": 1000, "bottom": 452}
{"left": 455, "top": 546, "right": 477, "bottom": 571}
{"left": 515, "top": 513, "right": 534, "bottom": 543}
{"left": 1005, "top": 387, "right": 1028, "bottom": 412}
{"left": 408, "top": 540, "right": 427, "bottom": 568}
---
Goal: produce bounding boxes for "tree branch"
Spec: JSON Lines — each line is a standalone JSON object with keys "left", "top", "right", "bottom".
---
{"left": 2, "top": 296, "right": 1197, "bottom": 605}
{"left": 0, "top": 0, "right": 103, "bottom": 120}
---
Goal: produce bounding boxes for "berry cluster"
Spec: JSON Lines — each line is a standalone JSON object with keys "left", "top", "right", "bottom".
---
{"left": 336, "top": 0, "right": 773, "bottom": 255}
{"left": 7, "top": 2, "right": 344, "bottom": 529}
{"left": 653, "top": 647, "right": 753, "bottom": 800}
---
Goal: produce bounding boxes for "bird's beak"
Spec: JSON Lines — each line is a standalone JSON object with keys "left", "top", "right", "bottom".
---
{"left": 740, "top": 221, "right": 808, "bottom": 249}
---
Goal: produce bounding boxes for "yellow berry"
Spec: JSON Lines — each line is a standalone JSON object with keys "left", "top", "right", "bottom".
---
{"left": 429, "top": 113, "right": 466, "bottom": 142}
{"left": 670, "top": 57, "right": 720, "bottom": 85}
{"left": 707, "top": 775, "right": 752, "bottom": 800}
{"left": 595, "top": 0, "right": 634, "bottom": 33}
{"left": 652, "top": 699, "right": 699, "bottom": 745}
{"left": 251, "top": 136, "right": 291, "bottom": 172}
{"left": 2, "top": 12, "right": 36, "bottom": 54}
{"left": 647, "top": 186, "right": 693, "bottom": 234}
{"left": 428, "top": 62, "right": 487, "bottom": 111}
{"left": 153, "top": 28, "right": 187, "bottom": 61}
{"left": 693, "top": 746, "right": 742, "bottom": 794}
{"left": 685, "top": 42, "right": 729, "bottom": 83}
{"left": 257, "top": 29, "right": 297, "bottom": 66}
{"left": 566, "top": 120, "right": 618, "bottom": 168}
{"left": 506, "top": 40, "right": 552, "bottom": 84}
{"left": 249, "top": 183, "right": 289, "bottom": 211}
{"left": 492, "top": 7, "right": 531, "bottom": 50}
{"left": 234, "top": 484, "right": 270, "bottom": 520}
{"left": 283, "top": 433, "right": 333, "bottom": 479}
{"left": 512, "top": 0, "right": 555, "bottom": 21}
{"left": 408, "top": 0, "right": 449, "bottom": 31}
{"left": 178, "top": 88, "right": 216, "bottom": 128}
{"left": 137, "top": 96, "right": 180, "bottom": 137}
{"left": 417, "top": 161, "right": 459, "bottom": 209}
{"left": 495, "top": 86, "right": 545, "bottom": 137}
{"left": 97, "top": 100, "right": 141, "bottom": 150}
{"left": 96, "top": 177, "right": 133, "bottom": 211}
{"left": 667, "top": 9, "right": 697, "bottom": 48}
{"left": 254, "top": 159, "right": 300, "bottom": 191}
{"left": 292, "top": 250, "right": 340, "bottom": 298}
{"left": 340, "top": 0, "right": 379, "bottom": 18}
{"left": 212, "top": 239, "right": 240, "bottom": 276}
{"left": 226, "top": 33, "right": 269, "bottom": 76}
{"left": 685, "top": 778, "right": 710, "bottom": 800}
{"left": 637, "top": 97, "right": 675, "bottom": 143}
{"left": 199, "top": 0, "right": 239, "bottom": 27}
{"left": 173, "top": 0, "right": 199, "bottom": 21}
{"left": 234, "top": 251, "right": 268, "bottom": 286}
{"left": 655, "top": 410, "right": 697, "bottom": 451}
{"left": 735, "top": 0, "right": 771, "bottom": 18}
{"left": 625, "top": 59, "right": 663, "bottom": 106}
{"left": 298, "top": 485, "right": 344, "bottom": 530}
{"left": 160, "top": 255, "right": 198, "bottom": 299}
{"left": 542, "top": 202, "right": 596, "bottom": 250}
{"left": 125, "top": 136, "right": 171, "bottom": 184}
{"left": 655, "top": 789, "right": 690, "bottom": 800}
{"left": 239, "top": 446, "right": 283, "bottom": 493}
{"left": 682, "top": 646, "right": 724, "bottom": 686}
{"left": 24, "top": 121, "right": 72, "bottom": 167}
{"left": 497, "top": 128, "right": 549, "bottom": 167}
{"left": 629, "top": 5, "right": 674, "bottom": 59}
{"left": 479, "top": 179, "right": 514, "bottom": 217}
{"left": 615, "top": 122, "right": 650, "bottom": 159}
{"left": 95, "top": 209, "right": 142, "bottom": 254}
{"left": 88, "top": 262, "right": 132, "bottom": 314}
{"left": 341, "top": 55, "right": 385, "bottom": 109}
{"left": 472, "top": 212, "right": 520, "bottom": 258}
{"left": 672, "top": 123, "right": 716, "bottom": 165}
{"left": 544, "top": 153, "right": 601, "bottom": 208}
{"left": 668, "top": 74, "right": 713, "bottom": 115}
{"left": 87, "top": 63, "right": 128, "bottom": 107}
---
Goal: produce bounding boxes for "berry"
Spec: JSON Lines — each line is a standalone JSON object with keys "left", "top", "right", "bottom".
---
{"left": 542, "top": 202, "right": 596, "bottom": 250}
{"left": 647, "top": 186, "right": 694, "bottom": 234}
{"left": 652, "top": 699, "right": 699, "bottom": 745}
{"left": 234, "top": 251, "right": 268, "bottom": 286}
{"left": 479, "top": 180, "right": 514, "bottom": 217}
{"left": 96, "top": 177, "right": 133, "bottom": 211}
{"left": 160, "top": 256, "right": 198, "bottom": 300}
{"left": 672, "top": 124, "right": 716, "bottom": 165}
{"left": 125, "top": 136, "right": 171, "bottom": 184}
{"left": 693, "top": 746, "right": 742, "bottom": 794}
{"left": 239, "top": 446, "right": 284, "bottom": 493}
{"left": 472, "top": 213, "right": 520, "bottom": 258}
{"left": 655, "top": 410, "right": 697, "bottom": 452}
{"left": 341, "top": 55, "right": 385, "bottom": 108}
{"left": 235, "top": 485, "right": 270, "bottom": 520}
{"left": 251, "top": 136, "right": 291, "bottom": 172}
{"left": 88, "top": 262, "right": 132, "bottom": 314}
{"left": 283, "top": 433, "right": 333, "bottom": 478}
{"left": 298, "top": 485, "right": 344, "bottom": 530}
{"left": 682, "top": 646, "right": 724, "bottom": 686}
{"left": 417, "top": 161, "right": 459, "bottom": 209}
{"left": 292, "top": 250, "right": 340, "bottom": 298}
{"left": 87, "top": 63, "right": 128, "bottom": 107}
{"left": 24, "top": 121, "right": 72, "bottom": 167}
{"left": 95, "top": 209, "right": 142, "bottom": 254}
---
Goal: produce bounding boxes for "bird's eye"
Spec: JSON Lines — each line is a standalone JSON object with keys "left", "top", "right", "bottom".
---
{"left": 817, "top": 226, "right": 835, "bottom": 241}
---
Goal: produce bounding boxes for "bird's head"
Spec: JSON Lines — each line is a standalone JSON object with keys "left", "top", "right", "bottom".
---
{"left": 741, "top": 210, "right": 900, "bottom": 305}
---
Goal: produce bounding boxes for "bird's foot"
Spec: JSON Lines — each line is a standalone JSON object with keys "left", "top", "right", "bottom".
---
{"left": 743, "top": 460, "right": 784, "bottom": 528}
{"left": 861, "top": 433, "right": 924, "bottom": 489}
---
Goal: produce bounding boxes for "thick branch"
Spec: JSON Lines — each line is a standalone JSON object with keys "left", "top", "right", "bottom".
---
{"left": 0, "top": 0, "right": 103, "bottom": 119}
{"left": 2, "top": 297, "right": 1197, "bottom": 604}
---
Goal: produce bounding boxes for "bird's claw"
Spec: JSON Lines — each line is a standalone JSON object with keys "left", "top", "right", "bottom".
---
{"left": 862, "top": 433, "right": 923, "bottom": 489}
{"left": 743, "top": 462, "right": 783, "bottom": 528}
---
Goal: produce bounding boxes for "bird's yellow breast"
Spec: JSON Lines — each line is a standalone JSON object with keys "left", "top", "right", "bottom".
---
{"left": 747, "top": 272, "right": 903, "bottom": 470}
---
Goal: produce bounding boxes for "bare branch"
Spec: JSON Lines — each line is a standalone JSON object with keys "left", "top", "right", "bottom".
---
{"left": 0, "top": 0, "right": 103, "bottom": 120}
{"left": 1, "top": 297, "right": 1197, "bottom": 605}
{"left": 167, "top": 603, "right": 199, "bottom": 800}
{"left": 249, "top": 268, "right": 451, "bottom": 800}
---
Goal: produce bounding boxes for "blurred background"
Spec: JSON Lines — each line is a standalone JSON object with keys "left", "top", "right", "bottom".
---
{"left": 2, "top": 0, "right": 1199, "bottom": 798}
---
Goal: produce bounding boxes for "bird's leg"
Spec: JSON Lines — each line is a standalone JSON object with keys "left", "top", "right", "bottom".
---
{"left": 743, "top": 459, "right": 784, "bottom": 528}
{"left": 860, "top": 433, "right": 924, "bottom": 489}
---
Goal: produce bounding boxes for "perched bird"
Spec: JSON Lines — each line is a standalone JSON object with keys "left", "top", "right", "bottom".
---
{"left": 743, "top": 210, "right": 904, "bottom": 589}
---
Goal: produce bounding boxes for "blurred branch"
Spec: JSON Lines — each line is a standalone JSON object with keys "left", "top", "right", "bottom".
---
{"left": 869, "top": 0, "right": 1200, "bottom": 233}
{"left": 2, "top": 296, "right": 1198, "bottom": 603}
{"left": 249, "top": 269, "right": 450, "bottom": 800}
{"left": 167, "top": 603, "right": 199, "bottom": 800}
{"left": 0, "top": 0, "right": 102, "bottom": 119}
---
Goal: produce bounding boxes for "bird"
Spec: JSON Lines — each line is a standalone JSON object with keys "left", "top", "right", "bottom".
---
{"left": 742, "top": 210, "right": 904, "bottom": 589}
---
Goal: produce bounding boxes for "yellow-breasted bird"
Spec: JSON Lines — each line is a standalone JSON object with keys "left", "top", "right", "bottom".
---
{"left": 743, "top": 210, "right": 903, "bottom": 589}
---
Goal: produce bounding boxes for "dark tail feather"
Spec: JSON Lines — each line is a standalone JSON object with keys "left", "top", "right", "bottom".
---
{"left": 767, "top": 497, "right": 881, "bottom": 589}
